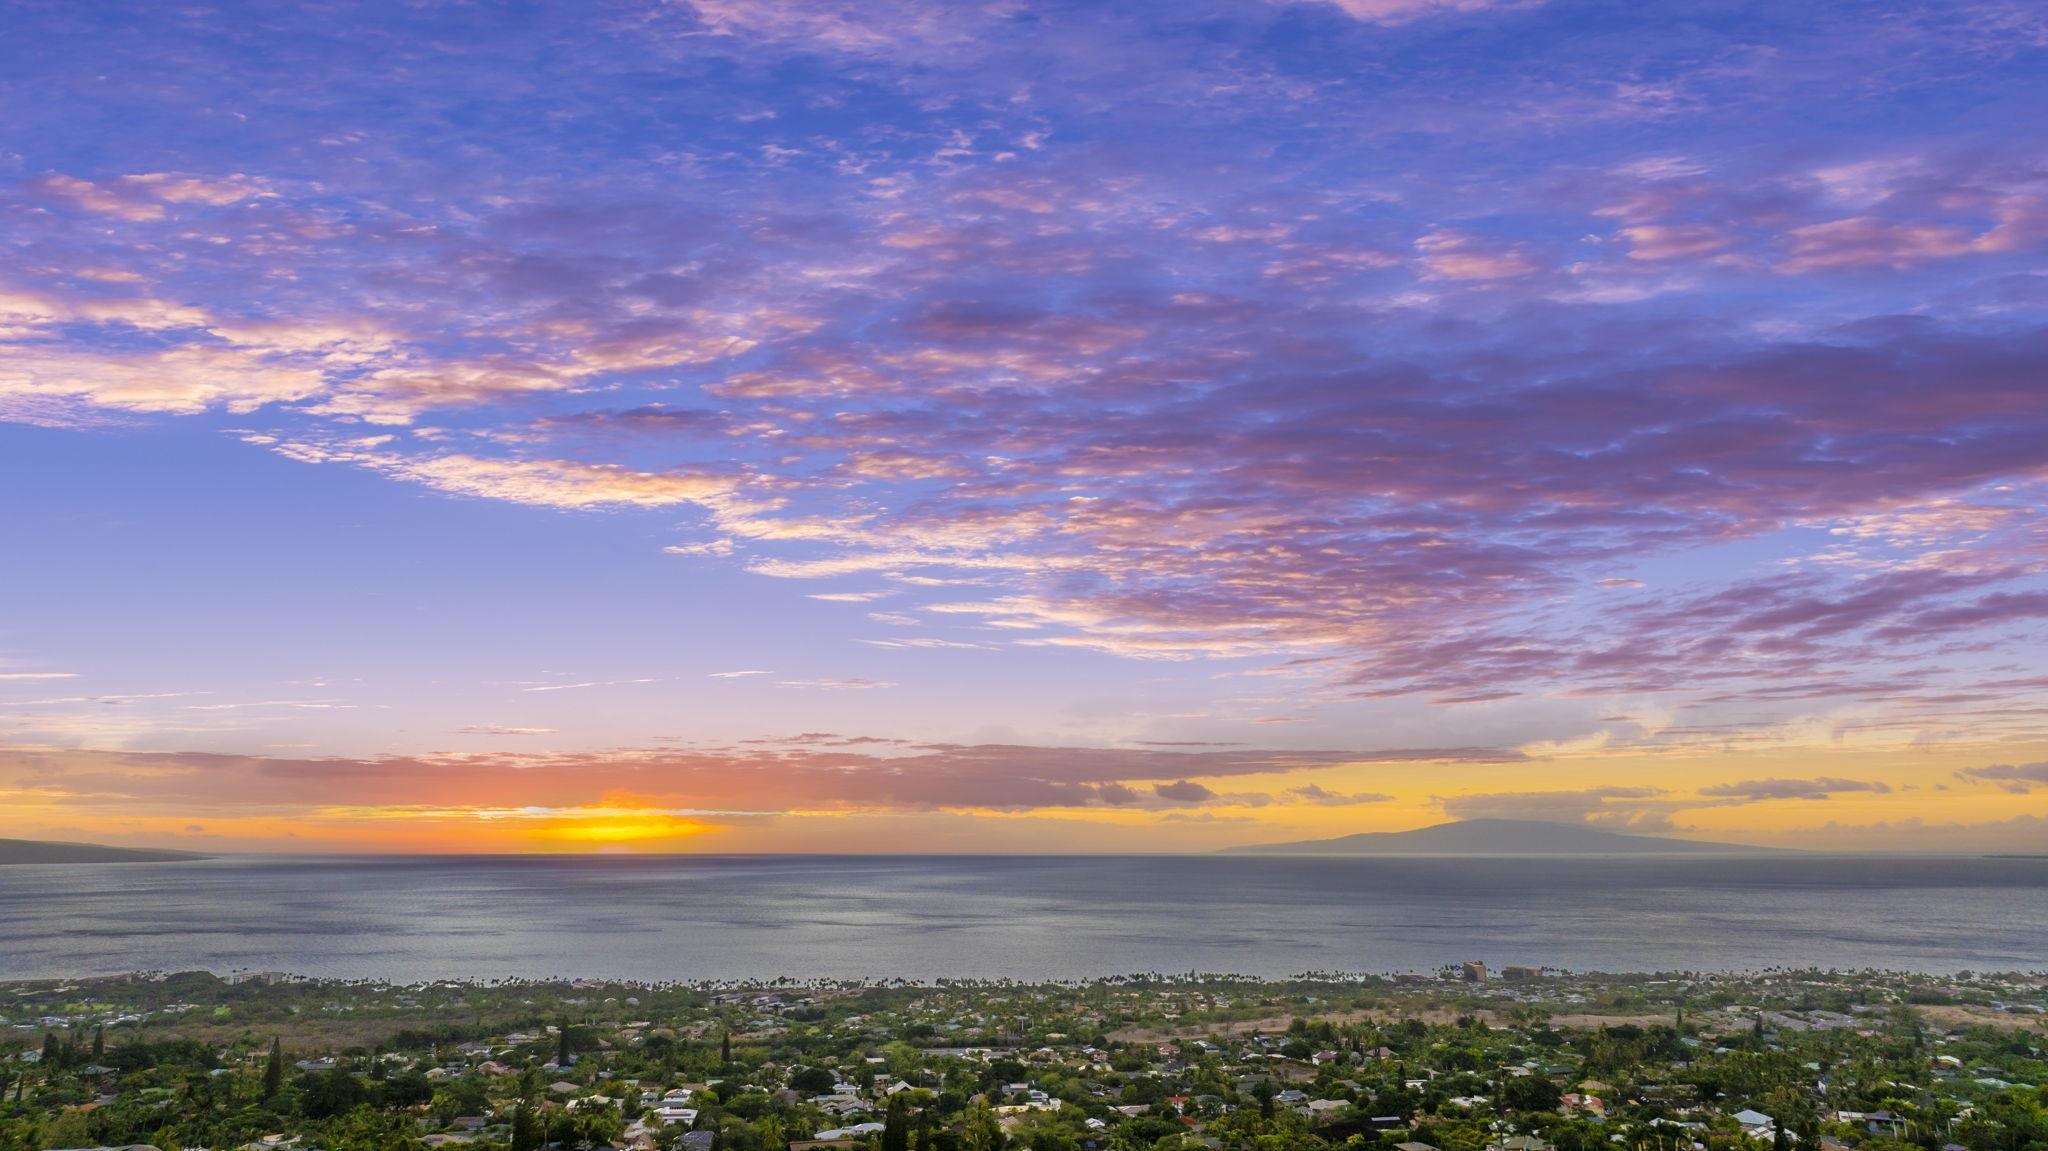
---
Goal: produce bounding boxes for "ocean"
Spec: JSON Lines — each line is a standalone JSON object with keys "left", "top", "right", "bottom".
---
{"left": 1, "top": 853, "right": 2042, "bottom": 982}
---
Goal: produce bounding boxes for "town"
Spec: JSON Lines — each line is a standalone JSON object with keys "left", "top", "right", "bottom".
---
{"left": 3, "top": 967, "right": 2042, "bottom": 1151}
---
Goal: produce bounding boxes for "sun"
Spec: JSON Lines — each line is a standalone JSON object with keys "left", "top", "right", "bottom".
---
{"left": 537, "top": 816, "right": 718, "bottom": 850}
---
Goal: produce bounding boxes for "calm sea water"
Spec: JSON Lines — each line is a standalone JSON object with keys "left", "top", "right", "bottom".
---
{"left": 1, "top": 854, "right": 2043, "bottom": 982}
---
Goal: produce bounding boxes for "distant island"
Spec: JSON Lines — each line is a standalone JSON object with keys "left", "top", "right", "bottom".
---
{"left": 0, "top": 837, "right": 210, "bottom": 865}
{"left": 1221, "top": 817, "right": 1789, "bottom": 855}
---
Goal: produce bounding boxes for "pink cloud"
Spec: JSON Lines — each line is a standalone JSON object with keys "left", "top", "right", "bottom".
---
{"left": 1415, "top": 229, "right": 1541, "bottom": 280}
{"left": 0, "top": 741, "right": 1515, "bottom": 818}
{"left": 1302, "top": 0, "right": 1542, "bottom": 25}
{"left": 1620, "top": 223, "right": 1732, "bottom": 261}
{"left": 27, "top": 172, "right": 269, "bottom": 220}
{"left": 28, "top": 174, "right": 166, "bottom": 221}
{"left": 1780, "top": 216, "right": 1979, "bottom": 272}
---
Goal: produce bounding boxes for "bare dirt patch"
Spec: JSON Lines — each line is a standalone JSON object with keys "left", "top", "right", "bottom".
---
{"left": 1109, "top": 1006, "right": 1671, "bottom": 1043}
{"left": 1545, "top": 1013, "right": 1671, "bottom": 1030}
{"left": 1912, "top": 1005, "right": 2048, "bottom": 1033}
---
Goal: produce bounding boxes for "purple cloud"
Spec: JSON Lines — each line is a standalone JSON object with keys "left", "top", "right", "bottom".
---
{"left": 3, "top": 0, "right": 2047, "bottom": 791}
{"left": 1153, "top": 779, "right": 1219, "bottom": 803}
{"left": 1697, "top": 777, "right": 1894, "bottom": 801}
{"left": 1955, "top": 762, "right": 2048, "bottom": 794}
{"left": 1286, "top": 783, "right": 1394, "bottom": 805}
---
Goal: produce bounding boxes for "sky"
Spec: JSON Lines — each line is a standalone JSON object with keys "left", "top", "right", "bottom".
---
{"left": 2, "top": 0, "right": 2046, "bottom": 854}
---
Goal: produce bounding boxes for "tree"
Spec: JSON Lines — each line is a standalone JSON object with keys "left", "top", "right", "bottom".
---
{"left": 791, "top": 1066, "right": 837, "bottom": 1095}
{"left": 300, "top": 1066, "right": 371, "bottom": 1119}
{"left": 723, "top": 1030, "right": 733, "bottom": 1064}
{"left": 558, "top": 1020, "right": 572, "bottom": 1067}
{"left": 41, "top": 1108, "right": 92, "bottom": 1149}
{"left": 581, "top": 1105, "right": 624, "bottom": 1148}
{"left": 328, "top": 1106, "right": 427, "bottom": 1151}
{"left": 884, "top": 1093, "right": 912, "bottom": 1151}
{"left": 91, "top": 1026, "right": 104, "bottom": 1060}
{"left": 1763, "top": 1087, "right": 1817, "bottom": 1148}
{"left": 510, "top": 1103, "right": 543, "bottom": 1151}
{"left": 962, "top": 1101, "right": 1005, "bottom": 1151}
{"left": 1502, "top": 1076, "right": 1562, "bottom": 1114}
{"left": 263, "top": 1037, "right": 283, "bottom": 1099}
{"left": 1955, "top": 1090, "right": 2048, "bottom": 1151}
{"left": 381, "top": 1070, "right": 435, "bottom": 1108}
{"left": 40, "top": 1032, "right": 61, "bottom": 1071}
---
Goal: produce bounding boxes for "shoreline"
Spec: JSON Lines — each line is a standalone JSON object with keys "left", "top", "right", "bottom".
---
{"left": 4, "top": 958, "right": 2048, "bottom": 987}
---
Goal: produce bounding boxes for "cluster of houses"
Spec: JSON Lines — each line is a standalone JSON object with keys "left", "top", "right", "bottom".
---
{"left": 7, "top": 969, "right": 2044, "bottom": 1151}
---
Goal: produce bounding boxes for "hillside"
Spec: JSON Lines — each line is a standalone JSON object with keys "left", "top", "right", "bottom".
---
{"left": 0, "top": 837, "right": 211, "bottom": 864}
{"left": 1220, "top": 817, "right": 1786, "bottom": 855}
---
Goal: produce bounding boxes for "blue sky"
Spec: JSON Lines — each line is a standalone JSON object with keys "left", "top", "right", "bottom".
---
{"left": 2, "top": 0, "right": 2046, "bottom": 852}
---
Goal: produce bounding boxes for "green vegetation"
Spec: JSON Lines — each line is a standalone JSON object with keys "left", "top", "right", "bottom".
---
{"left": 0, "top": 968, "right": 2041, "bottom": 1151}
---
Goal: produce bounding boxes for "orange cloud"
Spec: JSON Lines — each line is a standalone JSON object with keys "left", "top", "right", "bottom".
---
{"left": 5, "top": 737, "right": 2044, "bottom": 854}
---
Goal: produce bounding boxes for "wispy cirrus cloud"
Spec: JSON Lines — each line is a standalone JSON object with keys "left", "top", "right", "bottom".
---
{"left": 777, "top": 677, "right": 896, "bottom": 691}
{"left": 0, "top": 741, "right": 1502, "bottom": 821}
{"left": 1291, "top": 0, "right": 1543, "bottom": 26}
{"left": 520, "top": 678, "right": 662, "bottom": 694}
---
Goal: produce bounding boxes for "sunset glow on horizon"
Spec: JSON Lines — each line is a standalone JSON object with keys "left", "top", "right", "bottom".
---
{"left": 3, "top": 0, "right": 2047, "bottom": 855}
